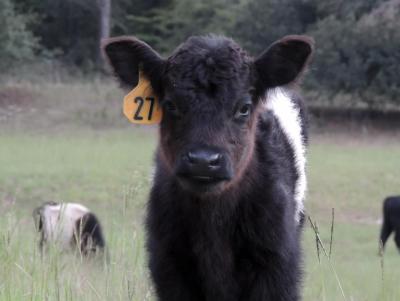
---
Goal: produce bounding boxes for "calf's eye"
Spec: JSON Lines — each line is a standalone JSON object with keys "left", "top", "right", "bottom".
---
{"left": 235, "top": 103, "right": 252, "bottom": 120}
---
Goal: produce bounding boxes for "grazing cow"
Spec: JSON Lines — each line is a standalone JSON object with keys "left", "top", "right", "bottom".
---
{"left": 33, "top": 202, "right": 105, "bottom": 256}
{"left": 103, "top": 34, "right": 313, "bottom": 300}
{"left": 380, "top": 196, "right": 400, "bottom": 251}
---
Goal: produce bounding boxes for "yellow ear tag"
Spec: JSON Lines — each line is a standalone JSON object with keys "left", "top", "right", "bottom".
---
{"left": 123, "top": 73, "right": 162, "bottom": 124}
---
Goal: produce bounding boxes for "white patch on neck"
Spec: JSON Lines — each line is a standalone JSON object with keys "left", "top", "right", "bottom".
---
{"left": 42, "top": 202, "right": 90, "bottom": 248}
{"left": 263, "top": 88, "right": 307, "bottom": 224}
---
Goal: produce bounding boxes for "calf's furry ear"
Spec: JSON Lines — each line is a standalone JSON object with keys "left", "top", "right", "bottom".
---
{"left": 102, "top": 36, "right": 165, "bottom": 91}
{"left": 254, "top": 35, "right": 314, "bottom": 92}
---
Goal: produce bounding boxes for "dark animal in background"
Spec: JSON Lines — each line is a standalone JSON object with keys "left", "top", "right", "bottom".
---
{"left": 33, "top": 202, "right": 105, "bottom": 256}
{"left": 103, "top": 34, "right": 313, "bottom": 300}
{"left": 380, "top": 196, "right": 400, "bottom": 252}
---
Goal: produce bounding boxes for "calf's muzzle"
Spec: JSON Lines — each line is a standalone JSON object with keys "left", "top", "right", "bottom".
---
{"left": 176, "top": 147, "right": 233, "bottom": 190}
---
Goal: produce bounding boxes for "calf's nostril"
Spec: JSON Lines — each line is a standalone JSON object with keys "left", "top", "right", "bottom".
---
{"left": 184, "top": 150, "right": 222, "bottom": 168}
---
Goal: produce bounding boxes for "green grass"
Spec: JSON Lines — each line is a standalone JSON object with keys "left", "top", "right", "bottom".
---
{"left": 1, "top": 81, "right": 400, "bottom": 300}
{"left": 0, "top": 129, "right": 156, "bottom": 300}
{"left": 303, "top": 138, "right": 400, "bottom": 301}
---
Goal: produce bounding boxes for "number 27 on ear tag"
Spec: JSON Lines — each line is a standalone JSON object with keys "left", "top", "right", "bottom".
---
{"left": 123, "top": 73, "right": 162, "bottom": 124}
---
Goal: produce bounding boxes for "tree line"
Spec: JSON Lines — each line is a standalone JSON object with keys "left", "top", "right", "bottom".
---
{"left": 2, "top": 0, "right": 400, "bottom": 110}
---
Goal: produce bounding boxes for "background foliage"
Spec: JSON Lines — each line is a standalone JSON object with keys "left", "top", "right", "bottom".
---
{"left": 2, "top": 0, "right": 400, "bottom": 109}
{"left": 0, "top": 0, "right": 38, "bottom": 67}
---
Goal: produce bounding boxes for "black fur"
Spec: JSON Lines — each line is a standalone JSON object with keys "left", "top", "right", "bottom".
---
{"left": 103, "top": 34, "right": 313, "bottom": 300}
{"left": 75, "top": 212, "right": 106, "bottom": 256}
{"left": 380, "top": 196, "right": 400, "bottom": 251}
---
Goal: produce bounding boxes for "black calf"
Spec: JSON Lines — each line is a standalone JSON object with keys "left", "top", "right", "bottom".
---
{"left": 103, "top": 34, "right": 314, "bottom": 300}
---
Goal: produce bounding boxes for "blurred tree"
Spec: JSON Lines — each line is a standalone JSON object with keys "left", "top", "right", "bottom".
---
{"left": 0, "top": 0, "right": 38, "bottom": 67}
{"left": 99, "top": 0, "right": 111, "bottom": 40}
{"left": 39, "top": 0, "right": 100, "bottom": 67}
{"left": 122, "top": 0, "right": 239, "bottom": 54}
{"left": 14, "top": 0, "right": 101, "bottom": 68}
{"left": 306, "top": 0, "right": 400, "bottom": 108}
{"left": 98, "top": 0, "right": 111, "bottom": 64}
{"left": 111, "top": 0, "right": 172, "bottom": 37}
{"left": 232, "top": 0, "right": 317, "bottom": 55}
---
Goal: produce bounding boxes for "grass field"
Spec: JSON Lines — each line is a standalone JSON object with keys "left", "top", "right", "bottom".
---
{"left": 1, "top": 81, "right": 400, "bottom": 300}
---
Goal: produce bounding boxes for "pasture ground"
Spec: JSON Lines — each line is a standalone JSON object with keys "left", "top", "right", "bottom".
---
{"left": 1, "top": 81, "right": 400, "bottom": 301}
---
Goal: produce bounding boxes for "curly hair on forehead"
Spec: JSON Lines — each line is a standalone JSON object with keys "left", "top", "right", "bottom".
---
{"left": 166, "top": 35, "right": 252, "bottom": 92}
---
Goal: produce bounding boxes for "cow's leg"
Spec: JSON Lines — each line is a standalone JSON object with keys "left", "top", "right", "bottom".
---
{"left": 394, "top": 230, "right": 400, "bottom": 252}
{"left": 380, "top": 218, "right": 392, "bottom": 252}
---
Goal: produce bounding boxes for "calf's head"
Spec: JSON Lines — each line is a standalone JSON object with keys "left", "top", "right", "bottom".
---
{"left": 103, "top": 35, "right": 313, "bottom": 195}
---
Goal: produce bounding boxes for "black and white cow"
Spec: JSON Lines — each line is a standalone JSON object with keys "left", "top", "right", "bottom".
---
{"left": 380, "top": 196, "right": 400, "bottom": 252}
{"left": 33, "top": 202, "right": 105, "bottom": 256}
{"left": 103, "top": 34, "right": 313, "bottom": 300}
